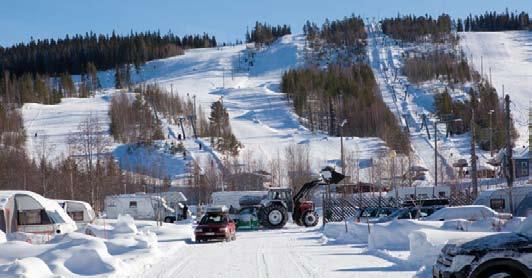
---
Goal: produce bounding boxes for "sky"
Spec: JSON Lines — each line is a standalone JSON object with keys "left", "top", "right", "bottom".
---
{"left": 1, "top": 0, "right": 531, "bottom": 47}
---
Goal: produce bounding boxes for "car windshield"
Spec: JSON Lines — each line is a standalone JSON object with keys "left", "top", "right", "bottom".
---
{"left": 200, "top": 214, "right": 227, "bottom": 225}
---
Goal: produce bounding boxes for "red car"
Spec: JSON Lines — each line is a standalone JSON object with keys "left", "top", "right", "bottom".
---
{"left": 194, "top": 211, "right": 236, "bottom": 243}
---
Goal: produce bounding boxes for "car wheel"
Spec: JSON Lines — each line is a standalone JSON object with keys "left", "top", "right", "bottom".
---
{"left": 471, "top": 259, "right": 531, "bottom": 278}
{"left": 164, "top": 217, "right": 173, "bottom": 223}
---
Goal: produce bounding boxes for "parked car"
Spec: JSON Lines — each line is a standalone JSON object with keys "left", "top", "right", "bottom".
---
{"left": 433, "top": 217, "right": 532, "bottom": 278}
{"left": 422, "top": 205, "right": 512, "bottom": 221}
{"left": 194, "top": 206, "right": 236, "bottom": 243}
{"left": 373, "top": 207, "right": 427, "bottom": 223}
{"left": 474, "top": 186, "right": 532, "bottom": 216}
{"left": 356, "top": 207, "right": 396, "bottom": 222}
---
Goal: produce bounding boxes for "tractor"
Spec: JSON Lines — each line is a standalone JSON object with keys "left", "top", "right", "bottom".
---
{"left": 256, "top": 167, "right": 345, "bottom": 229}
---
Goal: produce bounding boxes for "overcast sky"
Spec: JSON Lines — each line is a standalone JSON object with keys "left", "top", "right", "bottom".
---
{"left": 1, "top": 0, "right": 531, "bottom": 46}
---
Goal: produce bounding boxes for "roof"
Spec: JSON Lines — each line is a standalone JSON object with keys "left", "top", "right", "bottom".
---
{"left": 0, "top": 191, "right": 75, "bottom": 225}
{"left": 513, "top": 146, "right": 529, "bottom": 160}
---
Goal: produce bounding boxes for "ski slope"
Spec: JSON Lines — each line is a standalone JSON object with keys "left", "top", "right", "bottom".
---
{"left": 133, "top": 35, "right": 388, "bottom": 180}
{"left": 461, "top": 31, "right": 531, "bottom": 148}
{"left": 22, "top": 94, "right": 112, "bottom": 161}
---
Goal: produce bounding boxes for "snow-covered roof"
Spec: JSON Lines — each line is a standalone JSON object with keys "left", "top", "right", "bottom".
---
{"left": 0, "top": 191, "right": 75, "bottom": 225}
{"left": 514, "top": 146, "right": 529, "bottom": 160}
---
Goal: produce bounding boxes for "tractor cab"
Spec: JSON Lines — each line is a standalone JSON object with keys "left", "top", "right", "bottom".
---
{"left": 265, "top": 188, "right": 293, "bottom": 211}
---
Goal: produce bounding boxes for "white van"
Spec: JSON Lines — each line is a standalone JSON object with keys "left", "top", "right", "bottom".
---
{"left": 0, "top": 191, "right": 77, "bottom": 237}
{"left": 104, "top": 193, "right": 177, "bottom": 222}
{"left": 473, "top": 186, "right": 532, "bottom": 216}
{"left": 56, "top": 199, "right": 96, "bottom": 228}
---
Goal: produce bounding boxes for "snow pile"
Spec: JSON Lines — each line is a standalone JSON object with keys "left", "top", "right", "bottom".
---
{"left": 422, "top": 205, "right": 501, "bottom": 221}
{"left": 368, "top": 220, "right": 444, "bottom": 250}
{"left": 6, "top": 232, "right": 53, "bottom": 245}
{"left": 322, "top": 222, "right": 370, "bottom": 244}
{"left": 408, "top": 229, "right": 493, "bottom": 267}
{"left": 114, "top": 214, "right": 139, "bottom": 234}
{"left": 0, "top": 257, "right": 56, "bottom": 278}
{"left": 0, "top": 233, "right": 125, "bottom": 277}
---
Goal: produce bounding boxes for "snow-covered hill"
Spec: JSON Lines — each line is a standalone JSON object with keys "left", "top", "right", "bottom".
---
{"left": 22, "top": 35, "right": 388, "bottom": 182}
{"left": 461, "top": 31, "right": 531, "bottom": 147}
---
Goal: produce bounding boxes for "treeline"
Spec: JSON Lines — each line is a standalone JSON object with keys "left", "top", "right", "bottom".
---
{"left": 0, "top": 31, "right": 217, "bottom": 76}
{"left": 381, "top": 14, "right": 452, "bottom": 43}
{"left": 282, "top": 64, "right": 410, "bottom": 153}
{"left": 246, "top": 22, "right": 291, "bottom": 45}
{"left": 434, "top": 82, "right": 515, "bottom": 150}
{"left": 0, "top": 67, "right": 99, "bottom": 106}
{"left": 459, "top": 10, "right": 530, "bottom": 32}
{"left": 0, "top": 148, "right": 156, "bottom": 211}
{"left": 304, "top": 15, "right": 367, "bottom": 48}
{"left": 403, "top": 51, "right": 473, "bottom": 84}
{"left": 109, "top": 92, "right": 164, "bottom": 144}
{"left": 0, "top": 105, "right": 24, "bottom": 148}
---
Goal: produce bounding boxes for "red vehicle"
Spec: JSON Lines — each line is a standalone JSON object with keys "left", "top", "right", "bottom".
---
{"left": 195, "top": 208, "right": 236, "bottom": 243}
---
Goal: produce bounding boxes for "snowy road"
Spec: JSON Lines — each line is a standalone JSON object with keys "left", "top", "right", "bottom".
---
{"left": 144, "top": 224, "right": 416, "bottom": 278}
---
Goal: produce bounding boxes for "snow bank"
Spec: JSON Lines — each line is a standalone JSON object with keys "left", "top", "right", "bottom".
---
{"left": 0, "top": 257, "right": 56, "bottom": 278}
{"left": 322, "top": 222, "right": 370, "bottom": 244}
{"left": 408, "top": 229, "right": 493, "bottom": 267}
{"left": 114, "top": 214, "right": 138, "bottom": 234}
{"left": 44, "top": 233, "right": 125, "bottom": 276}
{"left": 368, "top": 220, "right": 444, "bottom": 250}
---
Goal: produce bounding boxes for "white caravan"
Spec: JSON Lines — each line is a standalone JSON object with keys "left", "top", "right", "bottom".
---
{"left": 55, "top": 199, "right": 96, "bottom": 228}
{"left": 211, "top": 191, "right": 267, "bottom": 211}
{"left": 473, "top": 186, "right": 532, "bottom": 216}
{"left": 104, "top": 193, "right": 176, "bottom": 221}
{"left": 0, "top": 191, "right": 77, "bottom": 236}
{"left": 386, "top": 185, "right": 451, "bottom": 200}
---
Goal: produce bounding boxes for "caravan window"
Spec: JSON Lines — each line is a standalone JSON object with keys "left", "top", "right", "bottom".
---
{"left": 69, "top": 211, "right": 84, "bottom": 221}
{"left": 438, "top": 192, "right": 446, "bottom": 197}
{"left": 18, "top": 210, "right": 52, "bottom": 225}
{"left": 129, "top": 201, "right": 137, "bottom": 208}
{"left": 490, "top": 199, "right": 505, "bottom": 211}
{"left": 0, "top": 211, "right": 5, "bottom": 232}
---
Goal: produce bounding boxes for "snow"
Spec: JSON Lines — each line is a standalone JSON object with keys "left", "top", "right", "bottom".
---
{"left": 0, "top": 217, "right": 192, "bottom": 277}
{"left": 422, "top": 205, "right": 500, "bottom": 221}
{"left": 408, "top": 229, "right": 493, "bottom": 267}
{"left": 22, "top": 94, "right": 112, "bottom": 161}
{"left": 368, "top": 220, "right": 444, "bottom": 250}
{"left": 461, "top": 31, "right": 531, "bottom": 147}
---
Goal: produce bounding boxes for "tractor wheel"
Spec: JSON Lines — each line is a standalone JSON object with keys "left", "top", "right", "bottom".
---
{"left": 259, "top": 204, "right": 288, "bottom": 229}
{"left": 302, "top": 211, "right": 319, "bottom": 227}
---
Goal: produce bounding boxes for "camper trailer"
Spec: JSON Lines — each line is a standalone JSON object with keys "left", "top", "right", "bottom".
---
{"left": 211, "top": 191, "right": 267, "bottom": 212}
{"left": 0, "top": 191, "right": 77, "bottom": 236}
{"left": 473, "top": 186, "right": 532, "bottom": 216}
{"left": 386, "top": 185, "right": 451, "bottom": 200}
{"left": 104, "top": 193, "right": 177, "bottom": 222}
{"left": 56, "top": 200, "right": 96, "bottom": 228}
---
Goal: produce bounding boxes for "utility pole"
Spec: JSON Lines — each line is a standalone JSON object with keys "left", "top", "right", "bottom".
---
{"left": 434, "top": 122, "right": 438, "bottom": 194}
{"left": 488, "top": 109, "right": 495, "bottom": 157}
{"left": 505, "top": 95, "right": 514, "bottom": 213}
{"left": 470, "top": 108, "right": 478, "bottom": 198}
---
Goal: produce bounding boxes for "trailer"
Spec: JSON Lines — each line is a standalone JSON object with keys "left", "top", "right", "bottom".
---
{"left": 211, "top": 191, "right": 267, "bottom": 212}
{"left": 473, "top": 186, "right": 532, "bottom": 216}
{"left": 104, "top": 193, "right": 178, "bottom": 222}
{"left": 0, "top": 191, "right": 77, "bottom": 237}
{"left": 55, "top": 199, "right": 96, "bottom": 229}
